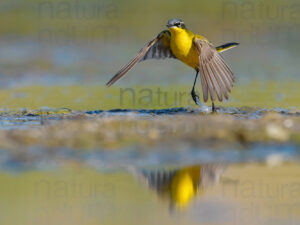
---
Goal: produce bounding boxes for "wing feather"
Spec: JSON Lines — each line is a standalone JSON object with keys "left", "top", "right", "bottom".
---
{"left": 212, "top": 55, "right": 233, "bottom": 88}
{"left": 199, "top": 64, "right": 209, "bottom": 102}
{"left": 194, "top": 38, "right": 235, "bottom": 102}
{"left": 201, "top": 56, "right": 216, "bottom": 101}
{"left": 211, "top": 59, "right": 231, "bottom": 93}
{"left": 106, "top": 30, "right": 176, "bottom": 87}
{"left": 208, "top": 62, "right": 225, "bottom": 101}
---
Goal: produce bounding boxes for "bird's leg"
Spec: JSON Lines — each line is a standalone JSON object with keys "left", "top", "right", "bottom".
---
{"left": 212, "top": 102, "right": 216, "bottom": 113}
{"left": 191, "top": 70, "right": 201, "bottom": 105}
{"left": 190, "top": 70, "right": 210, "bottom": 112}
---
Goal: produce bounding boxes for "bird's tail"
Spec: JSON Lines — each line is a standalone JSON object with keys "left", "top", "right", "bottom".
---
{"left": 216, "top": 42, "right": 239, "bottom": 53}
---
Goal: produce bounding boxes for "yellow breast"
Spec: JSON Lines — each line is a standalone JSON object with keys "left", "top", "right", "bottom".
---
{"left": 169, "top": 27, "right": 200, "bottom": 69}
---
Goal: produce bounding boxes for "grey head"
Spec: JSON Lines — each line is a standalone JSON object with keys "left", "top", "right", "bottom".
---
{"left": 166, "top": 18, "right": 185, "bottom": 29}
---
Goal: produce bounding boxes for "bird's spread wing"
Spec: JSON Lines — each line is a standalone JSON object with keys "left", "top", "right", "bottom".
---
{"left": 194, "top": 38, "right": 235, "bottom": 102}
{"left": 106, "top": 30, "right": 176, "bottom": 87}
{"left": 140, "top": 31, "right": 176, "bottom": 61}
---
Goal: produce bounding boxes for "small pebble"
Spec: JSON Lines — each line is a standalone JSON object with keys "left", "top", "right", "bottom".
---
{"left": 266, "top": 124, "right": 289, "bottom": 142}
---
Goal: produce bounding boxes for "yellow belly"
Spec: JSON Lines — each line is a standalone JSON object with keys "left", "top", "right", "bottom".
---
{"left": 169, "top": 28, "right": 200, "bottom": 70}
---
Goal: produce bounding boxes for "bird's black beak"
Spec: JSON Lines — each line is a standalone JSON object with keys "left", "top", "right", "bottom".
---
{"left": 166, "top": 24, "right": 172, "bottom": 28}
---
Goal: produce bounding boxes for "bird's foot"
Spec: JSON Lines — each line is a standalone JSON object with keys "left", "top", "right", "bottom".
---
{"left": 191, "top": 90, "right": 210, "bottom": 112}
{"left": 211, "top": 102, "right": 217, "bottom": 113}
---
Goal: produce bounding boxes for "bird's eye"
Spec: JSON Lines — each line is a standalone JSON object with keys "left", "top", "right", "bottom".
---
{"left": 174, "top": 22, "right": 181, "bottom": 27}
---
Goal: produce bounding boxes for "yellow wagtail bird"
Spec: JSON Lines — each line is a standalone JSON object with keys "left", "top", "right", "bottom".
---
{"left": 106, "top": 18, "right": 239, "bottom": 112}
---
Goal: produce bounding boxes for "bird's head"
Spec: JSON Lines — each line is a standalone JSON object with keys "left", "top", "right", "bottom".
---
{"left": 166, "top": 18, "right": 186, "bottom": 30}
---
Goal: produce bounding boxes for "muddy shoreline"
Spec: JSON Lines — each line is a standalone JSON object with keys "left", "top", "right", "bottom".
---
{"left": 0, "top": 107, "right": 299, "bottom": 150}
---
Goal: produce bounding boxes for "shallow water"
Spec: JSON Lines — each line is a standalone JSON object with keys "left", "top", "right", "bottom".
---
{"left": 0, "top": 107, "right": 299, "bottom": 224}
{"left": 1, "top": 160, "right": 300, "bottom": 225}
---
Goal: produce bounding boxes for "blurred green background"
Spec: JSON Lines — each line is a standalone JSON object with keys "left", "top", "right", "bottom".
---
{"left": 0, "top": 0, "right": 299, "bottom": 110}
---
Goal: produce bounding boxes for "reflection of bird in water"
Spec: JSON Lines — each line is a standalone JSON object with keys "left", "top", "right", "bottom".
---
{"left": 131, "top": 164, "right": 226, "bottom": 209}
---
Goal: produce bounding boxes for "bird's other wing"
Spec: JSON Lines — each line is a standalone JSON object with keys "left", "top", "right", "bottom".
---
{"left": 138, "top": 169, "right": 177, "bottom": 193}
{"left": 140, "top": 30, "right": 176, "bottom": 61}
{"left": 194, "top": 38, "right": 235, "bottom": 102}
{"left": 106, "top": 30, "right": 176, "bottom": 87}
